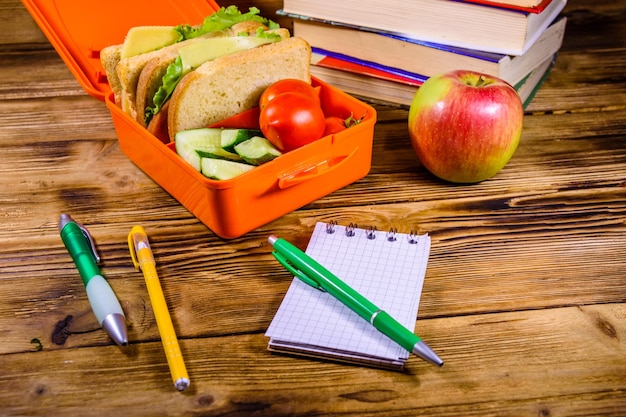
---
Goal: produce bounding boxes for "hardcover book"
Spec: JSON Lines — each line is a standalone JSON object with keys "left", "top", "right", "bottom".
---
{"left": 310, "top": 53, "right": 557, "bottom": 109}
{"left": 280, "top": 0, "right": 567, "bottom": 55}
{"left": 296, "top": 16, "right": 566, "bottom": 87}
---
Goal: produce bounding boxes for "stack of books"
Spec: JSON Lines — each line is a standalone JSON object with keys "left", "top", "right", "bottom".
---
{"left": 279, "top": 0, "right": 568, "bottom": 108}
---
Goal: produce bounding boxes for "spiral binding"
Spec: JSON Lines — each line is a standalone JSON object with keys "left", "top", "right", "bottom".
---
{"left": 324, "top": 221, "right": 421, "bottom": 244}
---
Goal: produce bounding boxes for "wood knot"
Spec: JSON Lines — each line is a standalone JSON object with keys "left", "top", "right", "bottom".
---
{"left": 340, "top": 389, "right": 400, "bottom": 403}
{"left": 595, "top": 315, "right": 618, "bottom": 339}
{"left": 196, "top": 394, "right": 215, "bottom": 407}
{"left": 35, "top": 384, "right": 46, "bottom": 396}
{"left": 51, "top": 315, "right": 73, "bottom": 345}
{"left": 537, "top": 406, "right": 551, "bottom": 417}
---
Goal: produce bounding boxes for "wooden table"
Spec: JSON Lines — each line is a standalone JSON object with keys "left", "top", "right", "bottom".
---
{"left": 1, "top": 0, "right": 625, "bottom": 415}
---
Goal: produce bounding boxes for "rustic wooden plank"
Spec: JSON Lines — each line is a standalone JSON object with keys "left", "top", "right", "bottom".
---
{"left": 0, "top": 48, "right": 85, "bottom": 99}
{"left": 1, "top": 194, "right": 624, "bottom": 354}
{"left": 1, "top": 0, "right": 625, "bottom": 415}
{"left": 0, "top": 0, "right": 49, "bottom": 47}
{"left": 1, "top": 92, "right": 625, "bottom": 185}
{"left": 526, "top": 48, "right": 626, "bottom": 113}
{"left": 560, "top": 1, "right": 626, "bottom": 51}
{"left": 0, "top": 94, "right": 624, "bottom": 356}
{"left": 0, "top": 305, "right": 624, "bottom": 416}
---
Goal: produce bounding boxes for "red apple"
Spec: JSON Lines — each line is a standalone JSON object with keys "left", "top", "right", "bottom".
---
{"left": 408, "top": 70, "right": 524, "bottom": 183}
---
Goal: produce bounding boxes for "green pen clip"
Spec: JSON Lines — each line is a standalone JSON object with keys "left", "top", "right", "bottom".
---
{"left": 272, "top": 251, "right": 324, "bottom": 291}
{"left": 76, "top": 222, "right": 101, "bottom": 264}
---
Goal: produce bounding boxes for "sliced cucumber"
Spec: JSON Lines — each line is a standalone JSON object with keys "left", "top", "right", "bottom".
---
{"left": 196, "top": 147, "right": 243, "bottom": 162}
{"left": 177, "top": 128, "right": 277, "bottom": 176}
{"left": 200, "top": 158, "right": 255, "bottom": 180}
{"left": 234, "top": 136, "right": 282, "bottom": 165}
{"left": 175, "top": 128, "right": 223, "bottom": 171}
{"left": 221, "top": 129, "right": 264, "bottom": 152}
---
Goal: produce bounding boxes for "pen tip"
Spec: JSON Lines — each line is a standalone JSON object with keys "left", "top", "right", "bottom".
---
{"left": 413, "top": 341, "right": 444, "bottom": 367}
{"left": 268, "top": 235, "right": 278, "bottom": 245}
{"left": 102, "top": 314, "right": 129, "bottom": 347}
{"left": 175, "top": 378, "right": 190, "bottom": 391}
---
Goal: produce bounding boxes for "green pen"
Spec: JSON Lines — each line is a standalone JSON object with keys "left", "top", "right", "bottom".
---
{"left": 59, "top": 214, "right": 128, "bottom": 346}
{"left": 269, "top": 235, "right": 443, "bottom": 367}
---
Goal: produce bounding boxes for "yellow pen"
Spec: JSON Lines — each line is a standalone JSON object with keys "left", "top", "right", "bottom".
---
{"left": 128, "top": 226, "right": 190, "bottom": 391}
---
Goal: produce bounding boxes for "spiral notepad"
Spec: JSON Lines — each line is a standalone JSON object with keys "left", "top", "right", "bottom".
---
{"left": 265, "top": 221, "right": 431, "bottom": 370}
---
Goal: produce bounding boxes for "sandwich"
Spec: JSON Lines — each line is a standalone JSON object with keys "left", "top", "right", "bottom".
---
{"left": 100, "top": 6, "right": 311, "bottom": 143}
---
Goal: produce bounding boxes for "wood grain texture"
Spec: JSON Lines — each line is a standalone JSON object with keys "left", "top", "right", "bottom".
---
{"left": 0, "top": 0, "right": 625, "bottom": 415}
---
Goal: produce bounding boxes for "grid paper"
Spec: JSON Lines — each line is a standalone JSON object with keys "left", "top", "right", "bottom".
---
{"left": 266, "top": 222, "right": 431, "bottom": 368}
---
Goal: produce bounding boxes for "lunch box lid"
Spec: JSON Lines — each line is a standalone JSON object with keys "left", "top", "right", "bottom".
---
{"left": 21, "top": 0, "right": 220, "bottom": 101}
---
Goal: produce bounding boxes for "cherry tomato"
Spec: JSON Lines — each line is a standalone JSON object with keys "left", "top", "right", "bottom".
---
{"left": 259, "top": 79, "right": 320, "bottom": 109}
{"left": 323, "top": 116, "right": 348, "bottom": 135}
{"left": 323, "top": 113, "right": 365, "bottom": 136}
{"left": 260, "top": 92, "right": 326, "bottom": 152}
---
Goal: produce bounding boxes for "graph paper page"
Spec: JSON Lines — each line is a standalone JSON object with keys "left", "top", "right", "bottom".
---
{"left": 266, "top": 222, "right": 431, "bottom": 364}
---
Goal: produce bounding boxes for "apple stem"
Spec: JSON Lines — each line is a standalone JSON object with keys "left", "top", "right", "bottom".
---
{"left": 476, "top": 75, "right": 487, "bottom": 87}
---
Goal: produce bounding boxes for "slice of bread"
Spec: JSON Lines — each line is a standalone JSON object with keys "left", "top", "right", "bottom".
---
{"left": 135, "top": 25, "right": 290, "bottom": 127}
{"left": 167, "top": 37, "right": 312, "bottom": 142}
{"left": 115, "top": 33, "right": 224, "bottom": 121}
{"left": 134, "top": 47, "right": 183, "bottom": 126}
{"left": 100, "top": 44, "right": 123, "bottom": 105}
{"left": 109, "top": 21, "right": 268, "bottom": 121}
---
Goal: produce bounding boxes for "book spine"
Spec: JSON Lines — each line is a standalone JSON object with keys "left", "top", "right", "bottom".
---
{"left": 311, "top": 48, "right": 427, "bottom": 86}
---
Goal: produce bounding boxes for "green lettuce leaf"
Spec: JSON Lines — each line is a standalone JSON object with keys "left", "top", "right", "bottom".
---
{"left": 252, "top": 27, "right": 282, "bottom": 40}
{"left": 144, "top": 56, "right": 184, "bottom": 125}
{"left": 174, "top": 6, "right": 278, "bottom": 41}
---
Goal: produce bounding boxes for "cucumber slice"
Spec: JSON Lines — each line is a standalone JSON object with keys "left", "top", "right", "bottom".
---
{"left": 175, "top": 128, "right": 223, "bottom": 171}
{"left": 221, "top": 129, "right": 264, "bottom": 152}
{"left": 196, "top": 148, "right": 243, "bottom": 162}
{"left": 234, "top": 136, "right": 282, "bottom": 165}
{"left": 200, "top": 158, "right": 255, "bottom": 180}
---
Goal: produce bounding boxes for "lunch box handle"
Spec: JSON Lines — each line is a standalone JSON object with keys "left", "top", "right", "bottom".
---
{"left": 278, "top": 147, "right": 359, "bottom": 189}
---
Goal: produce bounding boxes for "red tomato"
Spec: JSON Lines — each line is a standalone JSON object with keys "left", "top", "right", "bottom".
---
{"left": 323, "top": 113, "right": 365, "bottom": 136}
{"left": 323, "top": 116, "right": 348, "bottom": 135}
{"left": 259, "top": 79, "right": 320, "bottom": 109}
{"left": 260, "top": 92, "right": 326, "bottom": 152}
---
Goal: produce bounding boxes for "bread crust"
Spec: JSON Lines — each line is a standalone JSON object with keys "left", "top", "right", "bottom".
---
{"left": 134, "top": 48, "right": 180, "bottom": 127}
{"left": 167, "top": 37, "right": 311, "bottom": 142}
{"left": 100, "top": 45, "right": 123, "bottom": 105}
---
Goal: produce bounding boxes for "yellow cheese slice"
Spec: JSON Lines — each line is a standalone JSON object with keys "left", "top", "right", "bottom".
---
{"left": 178, "top": 36, "right": 277, "bottom": 72}
{"left": 120, "top": 26, "right": 179, "bottom": 59}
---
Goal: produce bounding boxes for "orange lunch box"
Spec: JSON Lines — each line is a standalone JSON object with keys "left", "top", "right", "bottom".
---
{"left": 21, "top": 0, "right": 377, "bottom": 238}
